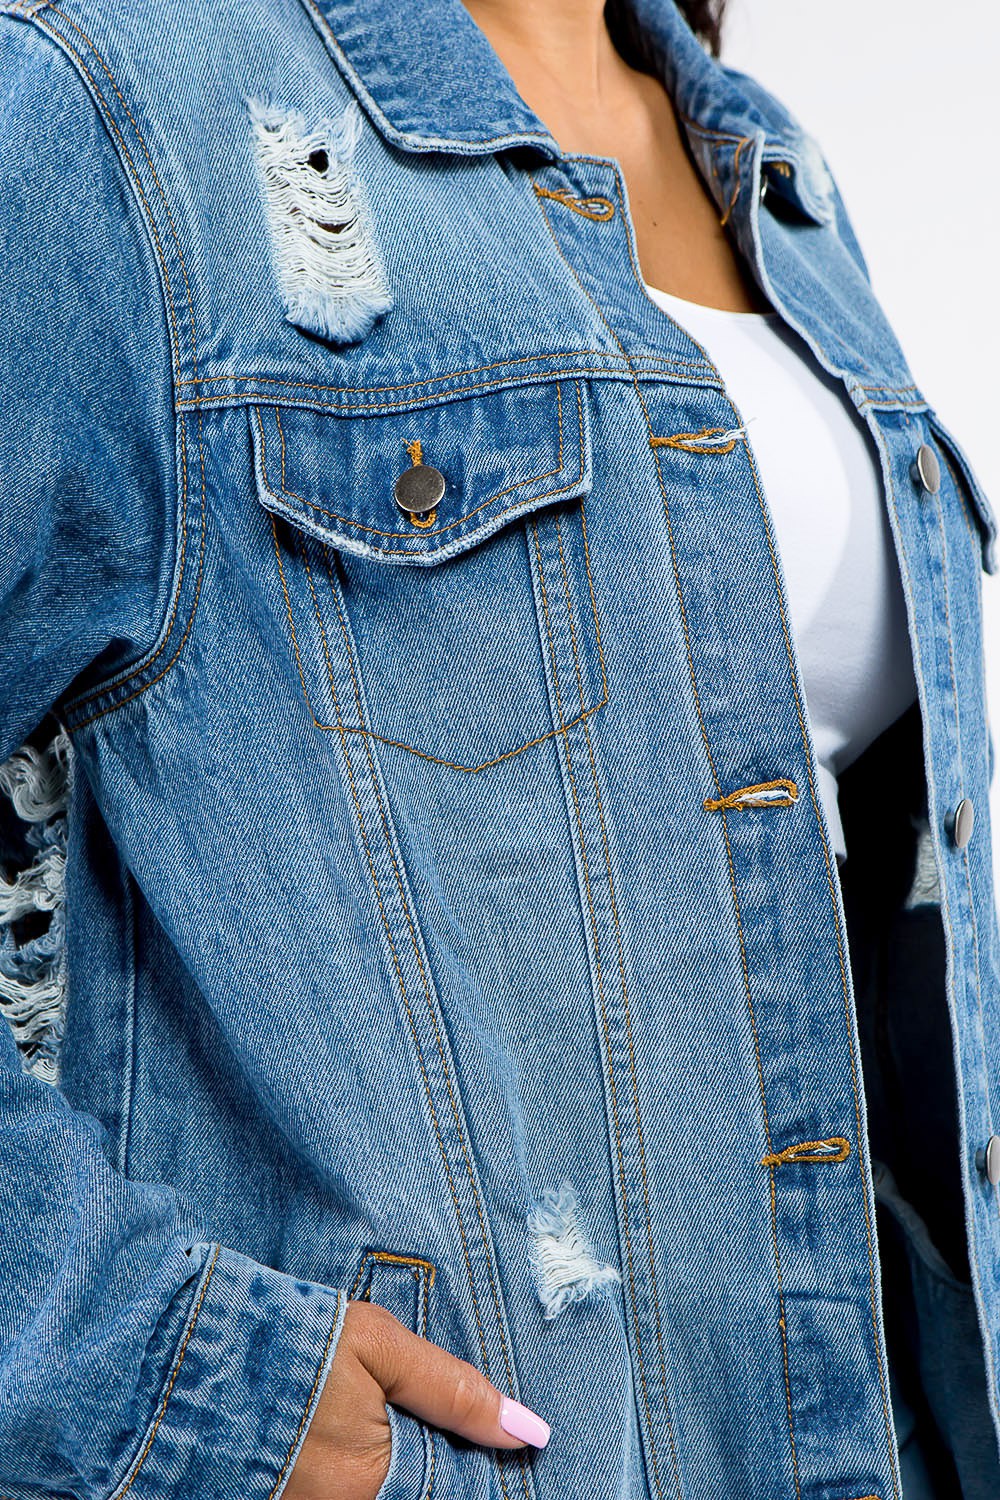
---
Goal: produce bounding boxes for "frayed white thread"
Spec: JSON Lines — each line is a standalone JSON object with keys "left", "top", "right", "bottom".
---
{"left": 0, "top": 731, "right": 72, "bottom": 1084}
{"left": 905, "top": 814, "right": 942, "bottom": 909}
{"left": 702, "top": 419, "right": 755, "bottom": 448}
{"left": 527, "top": 1179, "right": 620, "bottom": 1319}
{"left": 733, "top": 784, "right": 795, "bottom": 808}
{"left": 248, "top": 96, "right": 392, "bottom": 346}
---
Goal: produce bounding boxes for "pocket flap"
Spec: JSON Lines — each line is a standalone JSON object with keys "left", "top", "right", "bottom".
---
{"left": 249, "top": 378, "right": 592, "bottom": 566}
{"left": 926, "top": 410, "right": 998, "bottom": 575}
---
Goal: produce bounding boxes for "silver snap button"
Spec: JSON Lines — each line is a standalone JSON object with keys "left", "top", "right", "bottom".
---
{"left": 950, "top": 797, "right": 975, "bottom": 849}
{"left": 977, "top": 1135, "right": 1000, "bottom": 1186}
{"left": 912, "top": 442, "right": 941, "bottom": 495}
{"left": 394, "top": 464, "right": 445, "bottom": 519}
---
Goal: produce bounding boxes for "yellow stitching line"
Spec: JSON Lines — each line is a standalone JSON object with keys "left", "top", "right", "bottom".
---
{"left": 531, "top": 183, "right": 616, "bottom": 221}
{"left": 761, "top": 1138, "right": 851, "bottom": 1167}
{"left": 320, "top": 556, "right": 527, "bottom": 1478}
{"left": 552, "top": 514, "right": 684, "bottom": 1492}
{"left": 258, "top": 382, "right": 573, "bottom": 545}
{"left": 174, "top": 347, "right": 712, "bottom": 389}
{"left": 294, "top": 542, "right": 509, "bottom": 1494}
{"left": 675, "top": 113, "right": 745, "bottom": 144}
{"left": 110, "top": 1243, "right": 221, "bottom": 1500}
{"left": 595, "top": 166, "right": 796, "bottom": 1494}
{"left": 719, "top": 136, "right": 750, "bottom": 228}
{"left": 542, "top": 163, "right": 801, "bottom": 1499}
{"left": 277, "top": 403, "right": 289, "bottom": 489}
{"left": 348, "top": 1250, "right": 437, "bottom": 1298}
{"left": 650, "top": 427, "right": 738, "bottom": 455}
{"left": 292, "top": 699, "right": 608, "bottom": 773}
{"left": 704, "top": 778, "right": 799, "bottom": 812}
{"left": 178, "top": 363, "right": 725, "bottom": 413}
{"left": 71, "top": 418, "right": 207, "bottom": 731}
{"left": 601, "top": 151, "right": 898, "bottom": 1494}
{"left": 528, "top": 518, "right": 678, "bottom": 1500}
{"left": 42, "top": 14, "right": 207, "bottom": 725}
{"left": 307, "top": 543, "right": 503, "bottom": 1392}
{"left": 735, "top": 394, "right": 900, "bottom": 1492}
{"left": 398, "top": 434, "right": 437, "bottom": 528}
{"left": 266, "top": 399, "right": 607, "bottom": 773}
{"left": 267, "top": 1290, "right": 344, "bottom": 1500}
{"left": 322, "top": 564, "right": 530, "bottom": 1500}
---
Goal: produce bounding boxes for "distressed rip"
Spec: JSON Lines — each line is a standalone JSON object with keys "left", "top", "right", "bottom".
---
{"left": 0, "top": 732, "right": 72, "bottom": 1084}
{"left": 248, "top": 96, "right": 393, "bottom": 346}
{"left": 904, "top": 813, "right": 942, "bottom": 908}
{"left": 527, "top": 1179, "right": 620, "bottom": 1319}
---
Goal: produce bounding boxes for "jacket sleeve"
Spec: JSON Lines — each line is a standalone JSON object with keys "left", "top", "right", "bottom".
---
{"left": 0, "top": 19, "right": 347, "bottom": 1499}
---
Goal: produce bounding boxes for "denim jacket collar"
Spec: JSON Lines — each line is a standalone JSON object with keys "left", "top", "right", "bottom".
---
{"left": 297, "top": 0, "right": 828, "bottom": 215}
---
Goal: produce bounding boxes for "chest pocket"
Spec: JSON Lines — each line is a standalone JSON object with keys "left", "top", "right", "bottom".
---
{"left": 250, "top": 378, "right": 607, "bottom": 773}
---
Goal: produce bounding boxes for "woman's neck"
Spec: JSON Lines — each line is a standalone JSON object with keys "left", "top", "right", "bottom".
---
{"left": 460, "top": 0, "right": 637, "bottom": 130}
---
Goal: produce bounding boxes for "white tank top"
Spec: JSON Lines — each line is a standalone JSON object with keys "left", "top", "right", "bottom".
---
{"left": 643, "top": 282, "right": 918, "bottom": 864}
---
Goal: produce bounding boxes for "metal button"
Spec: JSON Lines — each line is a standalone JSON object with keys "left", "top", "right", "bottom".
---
{"left": 394, "top": 464, "right": 445, "bottom": 519}
{"left": 950, "top": 797, "right": 975, "bottom": 849}
{"left": 912, "top": 442, "right": 941, "bottom": 495}
{"left": 977, "top": 1136, "right": 1000, "bottom": 1186}
{"left": 758, "top": 175, "right": 769, "bottom": 204}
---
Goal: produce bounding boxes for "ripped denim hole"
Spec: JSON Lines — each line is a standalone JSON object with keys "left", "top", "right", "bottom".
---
{"left": 0, "top": 731, "right": 72, "bottom": 1084}
{"left": 248, "top": 95, "right": 393, "bottom": 346}
{"left": 527, "top": 1179, "right": 620, "bottom": 1319}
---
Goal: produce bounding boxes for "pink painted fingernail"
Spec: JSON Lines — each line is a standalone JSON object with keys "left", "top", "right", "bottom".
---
{"left": 499, "top": 1396, "right": 551, "bottom": 1448}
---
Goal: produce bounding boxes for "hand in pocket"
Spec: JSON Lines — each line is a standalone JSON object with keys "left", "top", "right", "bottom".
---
{"left": 283, "top": 1298, "right": 551, "bottom": 1500}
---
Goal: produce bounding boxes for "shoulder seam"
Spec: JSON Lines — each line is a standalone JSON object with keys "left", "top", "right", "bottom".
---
{"left": 6, "top": 5, "right": 199, "bottom": 727}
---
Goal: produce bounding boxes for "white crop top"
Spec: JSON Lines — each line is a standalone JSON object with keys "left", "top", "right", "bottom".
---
{"left": 643, "top": 282, "right": 918, "bottom": 864}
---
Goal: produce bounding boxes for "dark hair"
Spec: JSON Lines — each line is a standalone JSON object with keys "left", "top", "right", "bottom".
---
{"left": 604, "top": 0, "right": 728, "bottom": 62}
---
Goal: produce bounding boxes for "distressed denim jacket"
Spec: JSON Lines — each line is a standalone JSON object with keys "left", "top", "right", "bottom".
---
{"left": 2, "top": 0, "right": 1000, "bottom": 1496}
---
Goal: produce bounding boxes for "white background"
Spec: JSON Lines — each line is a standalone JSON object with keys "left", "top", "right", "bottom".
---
{"left": 721, "top": 0, "right": 1000, "bottom": 883}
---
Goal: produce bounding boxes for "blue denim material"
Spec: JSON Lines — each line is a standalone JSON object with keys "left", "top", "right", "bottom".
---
{"left": 1, "top": 0, "right": 999, "bottom": 1496}
{"left": 878, "top": 1160, "right": 1000, "bottom": 1500}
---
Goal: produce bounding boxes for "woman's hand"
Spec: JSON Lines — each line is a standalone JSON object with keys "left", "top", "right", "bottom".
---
{"left": 283, "top": 1298, "right": 551, "bottom": 1500}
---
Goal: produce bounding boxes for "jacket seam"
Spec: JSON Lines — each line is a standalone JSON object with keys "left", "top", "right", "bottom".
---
{"left": 921, "top": 438, "right": 996, "bottom": 1142}
{"left": 108, "top": 1243, "right": 221, "bottom": 1500}
{"left": 179, "top": 365, "right": 722, "bottom": 413}
{"left": 876, "top": 418, "right": 1000, "bottom": 1443}
{"left": 733, "top": 374, "right": 901, "bottom": 1494}
{"left": 929, "top": 462, "right": 995, "bottom": 1156}
{"left": 33, "top": 5, "right": 206, "bottom": 725}
{"left": 530, "top": 174, "right": 693, "bottom": 1500}
{"left": 175, "top": 349, "right": 714, "bottom": 390}
{"left": 539, "top": 158, "right": 815, "bottom": 1500}
{"left": 550, "top": 506, "right": 680, "bottom": 1485}
{"left": 306, "top": 556, "right": 531, "bottom": 1500}
{"left": 527, "top": 517, "right": 681, "bottom": 1499}
{"left": 266, "top": 1291, "right": 345, "bottom": 1500}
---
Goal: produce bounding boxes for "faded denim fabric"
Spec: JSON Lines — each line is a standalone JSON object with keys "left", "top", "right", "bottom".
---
{"left": 1, "top": 0, "right": 999, "bottom": 1497}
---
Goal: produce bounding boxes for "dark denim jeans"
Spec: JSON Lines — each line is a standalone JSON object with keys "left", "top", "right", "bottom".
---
{"left": 838, "top": 723, "right": 1000, "bottom": 1497}
{"left": 877, "top": 1157, "right": 1000, "bottom": 1498}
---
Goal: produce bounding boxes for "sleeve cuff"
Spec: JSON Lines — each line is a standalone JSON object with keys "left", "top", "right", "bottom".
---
{"left": 109, "top": 1241, "right": 347, "bottom": 1500}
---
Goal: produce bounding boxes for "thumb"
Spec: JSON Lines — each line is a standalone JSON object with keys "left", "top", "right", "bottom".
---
{"left": 355, "top": 1304, "right": 551, "bottom": 1450}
